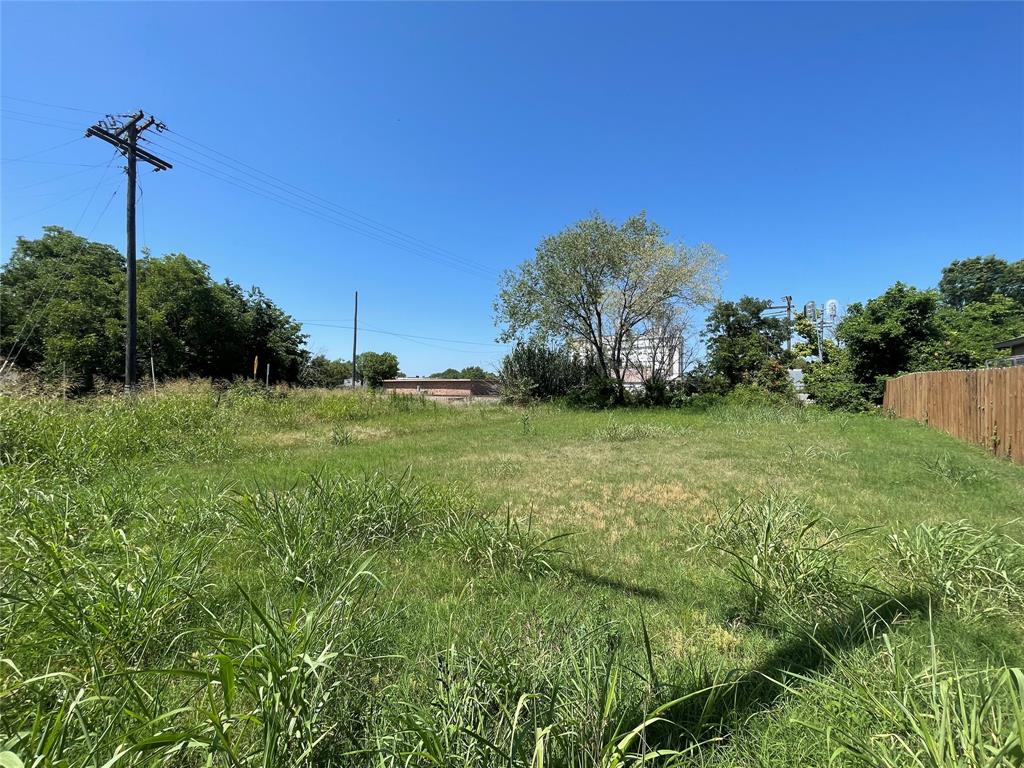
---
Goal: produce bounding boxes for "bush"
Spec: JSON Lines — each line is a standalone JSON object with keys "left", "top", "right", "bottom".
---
{"left": 499, "top": 341, "right": 594, "bottom": 404}
{"left": 705, "top": 492, "right": 865, "bottom": 630}
{"left": 888, "top": 521, "right": 1024, "bottom": 618}
{"left": 803, "top": 356, "right": 871, "bottom": 412}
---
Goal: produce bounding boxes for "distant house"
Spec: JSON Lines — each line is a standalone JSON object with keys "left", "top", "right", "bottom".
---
{"left": 991, "top": 336, "right": 1024, "bottom": 368}
{"left": 382, "top": 378, "right": 500, "bottom": 399}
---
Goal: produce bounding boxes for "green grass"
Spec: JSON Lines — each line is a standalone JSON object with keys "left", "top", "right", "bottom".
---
{"left": 1, "top": 382, "right": 1023, "bottom": 766}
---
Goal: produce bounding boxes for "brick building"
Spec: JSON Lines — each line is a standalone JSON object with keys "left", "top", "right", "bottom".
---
{"left": 382, "top": 378, "right": 500, "bottom": 398}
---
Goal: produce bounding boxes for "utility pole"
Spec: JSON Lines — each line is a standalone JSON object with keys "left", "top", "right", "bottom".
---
{"left": 351, "top": 291, "right": 359, "bottom": 388}
{"left": 766, "top": 296, "right": 794, "bottom": 355}
{"left": 784, "top": 295, "right": 792, "bottom": 354}
{"left": 86, "top": 111, "right": 172, "bottom": 392}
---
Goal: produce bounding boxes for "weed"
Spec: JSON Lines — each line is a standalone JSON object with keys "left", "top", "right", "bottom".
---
{"left": 920, "top": 453, "right": 986, "bottom": 488}
{"left": 888, "top": 521, "right": 1024, "bottom": 618}
{"left": 450, "top": 507, "right": 572, "bottom": 579}
{"left": 705, "top": 492, "right": 867, "bottom": 630}
{"left": 790, "top": 633, "right": 1024, "bottom": 768}
{"left": 594, "top": 419, "right": 672, "bottom": 442}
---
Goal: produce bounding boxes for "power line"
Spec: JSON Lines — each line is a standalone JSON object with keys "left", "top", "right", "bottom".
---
{"left": 1, "top": 150, "right": 124, "bottom": 374}
{"left": 1, "top": 94, "right": 103, "bottom": 114}
{"left": 4, "top": 96, "right": 501, "bottom": 282}
{"left": 1, "top": 136, "right": 85, "bottom": 162}
{"left": 144, "top": 141, "right": 496, "bottom": 279}
{"left": 11, "top": 163, "right": 109, "bottom": 191}
{"left": 0, "top": 113, "right": 83, "bottom": 133}
{"left": 157, "top": 130, "right": 498, "bottom": 278}
{"left": 301, "top": 321, "right": 510, "bottom": 347}
{"left": 0, "top": 108, "right": 81, "bottom": 129}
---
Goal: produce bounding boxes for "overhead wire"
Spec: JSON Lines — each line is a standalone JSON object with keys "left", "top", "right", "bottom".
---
{"left": 300, "top": 320, "right": 509, "bottom": 348}
{"left": 1, "top": 94, "right": 103, "bottom": 114}
{"left": 1, "top": 136, "right": 85, "bottom": 162}
{"left": 2, "top": 97, "right": 511, "bottom": 367}
{"left": 142, "top": 139, "right": 497, "bottom": 279}
{"left": 1, "top": 148, "right": 122, "bottom": 373}
{"left": 4, "top": 97, "right": 501, "bottom": 282}
{"left": 157, "top": 129, "right": 498, "bottom": 278}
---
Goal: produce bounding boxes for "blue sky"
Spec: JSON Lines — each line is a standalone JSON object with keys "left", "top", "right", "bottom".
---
{"left": 2, "top": 1, "right": 1021, "bottom": 376}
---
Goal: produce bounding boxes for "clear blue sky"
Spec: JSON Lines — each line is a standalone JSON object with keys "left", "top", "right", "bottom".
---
{"left": 2, "top": 2, "right": 1021, "bottom": 376}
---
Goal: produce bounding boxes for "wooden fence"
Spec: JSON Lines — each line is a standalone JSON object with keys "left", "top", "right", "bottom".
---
{"left": 883, "top": 367, "right": 1024, "bottom": 464}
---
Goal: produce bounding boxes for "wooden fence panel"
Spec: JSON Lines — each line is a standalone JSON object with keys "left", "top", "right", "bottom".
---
{"left": 883, "top": 368, "right": 1024, "bottom": 464}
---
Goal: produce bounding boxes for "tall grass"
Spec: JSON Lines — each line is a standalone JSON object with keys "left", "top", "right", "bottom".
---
{"left": 704, "top": 492, "right": 867, "bottom": 631}
{"left": 3, "top": 386, "right": 1023, "bottom": 766}
{"left": 888, "top": 521, "right": 1024, "bottom": 618}
{"left": 790, "top": 633, "right": 1024, "bottom": 767}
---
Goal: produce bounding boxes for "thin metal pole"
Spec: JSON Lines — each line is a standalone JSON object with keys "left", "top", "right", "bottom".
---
{"left": 150, "top": 356, "right": 157, "bottom": 394}
{"left": 266, "top": 363, "right": 270, "bottom": 388}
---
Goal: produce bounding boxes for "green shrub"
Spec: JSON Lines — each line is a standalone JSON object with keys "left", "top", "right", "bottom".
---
{"left": 888, "top": 521, "right": 1024, "bottom": 618}
{"left": 791, "top": 634, "right": 1024, "bottom": 768}
{"left": 705, "top": 492, "right": 865, "bottom": 630}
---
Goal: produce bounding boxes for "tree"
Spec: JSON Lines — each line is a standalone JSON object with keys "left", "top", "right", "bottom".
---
{"left": 457, "top": 365, "right": 492, "bottom": 380}
{"left": 704, "top": 297, "right": 789, "bottom": 389}
{"left": 0, "top": 227, "right": 124, "bottom": 390}
{"left": 495, "top": 212, "right": 721, "bottom": 397}
{"left": 837, "top": 283, "right": 942, "bottom": 402}
{"left": 299, "top": 355, "right": 352, "bottom": 388}
{"left": 357, "top": 351, "right": 400, "bottom": 387}
{"left": 939, "top": 255, "right": 1024, "bottom": 309}
{"left": 1, "top": 227, "right": 310, "bottom": 389}
{"left": 138, "top": 253, "right": 248, "bottom": 380}
{"left": 241, "top": 286, "right": 308, "bottom": 383}
{"left": 429, "top": 365, "right": 494, "bottom": 379}
{"left": 918, "top": 296, "right": 1024, "bottom": 370}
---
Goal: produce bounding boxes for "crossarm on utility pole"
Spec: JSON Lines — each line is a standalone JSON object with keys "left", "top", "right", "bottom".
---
{"left": 85, "top": 126, "right": 173, "bottom": 171}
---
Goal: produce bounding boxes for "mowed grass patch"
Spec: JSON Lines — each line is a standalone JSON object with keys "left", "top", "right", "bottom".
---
{"left": 2, "top": 386, "right": 1023, "bottom": 766}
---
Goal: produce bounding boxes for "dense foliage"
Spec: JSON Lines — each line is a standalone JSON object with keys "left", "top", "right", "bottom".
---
{"left": 357, "top": 350, "right": 400, "bottom": 387}
{"left": 801, "top": 256, "right": 1024, "bottom": 407}
{"left": 1, "top": 227, "right": 308, "bottom": 390}
{"left": 703, "top": 297, "right": 791, "bottom": 394}
{"left": 429, "top": 365, "right": 494, "bottom": 379}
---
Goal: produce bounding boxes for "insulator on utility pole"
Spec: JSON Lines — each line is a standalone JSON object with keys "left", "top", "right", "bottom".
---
{"left": 85, "top": 111, "right": 172, "bottom": 393}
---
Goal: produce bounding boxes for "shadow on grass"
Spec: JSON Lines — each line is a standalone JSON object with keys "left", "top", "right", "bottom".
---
{"left": 655, "top": 591, "right": 932, "bottom": 751}
{"left": 563, "top": 565, "right": 667, "bottom": 601}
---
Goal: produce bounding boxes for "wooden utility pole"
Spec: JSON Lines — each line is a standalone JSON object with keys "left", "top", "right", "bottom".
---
{"left": 767, "top": 296, "right": 794, "bottom": 354}
{"left": 351, "top": 291, "right": 359, "bottom": 388}
{"left": 86, "top": 111, "right": 171, "bottom": 392}
{"left": 784, "top": 295, "right": 792, "bottom": 354}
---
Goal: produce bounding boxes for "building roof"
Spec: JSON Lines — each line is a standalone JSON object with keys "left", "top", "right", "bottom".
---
{"left": 995, "top": 336, "right": 1024, "bottom": 349}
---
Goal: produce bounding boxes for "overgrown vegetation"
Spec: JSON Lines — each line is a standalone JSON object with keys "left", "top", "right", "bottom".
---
{"left": 2, "top": 385, "right": 1023, "bottom": 766}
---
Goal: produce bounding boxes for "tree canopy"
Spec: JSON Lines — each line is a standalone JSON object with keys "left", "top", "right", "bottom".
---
{"left": 703, "top": 297, "right": 790, "bottom": 390}
{"left": 939, "top": 255, "right": 1024, "bottom": 310}
{"left": 495, "top": 212, "right": 721, "bottom": 394}
{"left": 1, "top": 227, "right": 307, "bottom": 390}
{"left": 357, "top": 351, "right": 400, "bottom": 387}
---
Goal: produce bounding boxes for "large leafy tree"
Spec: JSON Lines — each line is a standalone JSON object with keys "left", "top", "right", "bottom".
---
{"left": 357, "top": 351, "right": 400, "bottom": 387}
{"left": 495, "top": 212, "right": 721, "bottom": 395}
{"left": 0, "top": 227, "right": 125, "bottom": 389}
{"left": 299, "top": 355, "right": 352, "bottom": 387}
{"left": 704, "top": 296, "right": 789, "bottom": 389}
{"left": 939, "top": 255, "right": 1024, "bottom": 309}
{"left": 837, "top": 283, "right": 943, "bottom": 402}
{"left": 138, "top": 254, "right": 248, "bottom": 379}
{"left": 2, "top": 227, "right": 309, "bottom": 389}
{"left": 241, "top": 286, "right": 308, "bottom": 383}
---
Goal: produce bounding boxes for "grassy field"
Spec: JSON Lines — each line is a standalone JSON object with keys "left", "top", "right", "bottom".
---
{"left": 2, "top": 383, "right": 1023, "bottom": 766}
